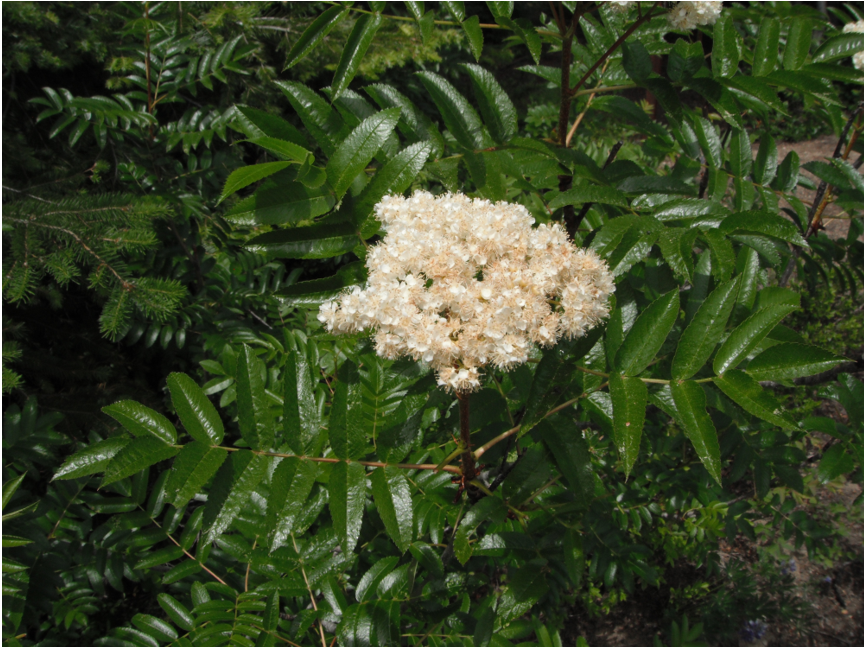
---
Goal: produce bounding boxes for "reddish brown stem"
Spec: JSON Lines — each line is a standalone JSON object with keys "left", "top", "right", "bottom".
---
{"left": 458, "top": 393, "right": 475, "bottom": 482}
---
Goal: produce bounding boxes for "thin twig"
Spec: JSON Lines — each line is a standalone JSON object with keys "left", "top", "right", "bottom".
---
{"left": 292, "top": 533, "right": 328, "bottom": 647}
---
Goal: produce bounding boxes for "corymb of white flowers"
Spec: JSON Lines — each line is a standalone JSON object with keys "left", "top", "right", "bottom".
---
{"left": 318, "top": 192, "right": 615, "bottom": 393}
{"left": 611, "top": 1, "right": 723, "bottom": 31}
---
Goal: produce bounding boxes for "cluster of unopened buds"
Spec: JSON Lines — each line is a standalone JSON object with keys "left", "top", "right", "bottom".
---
{"left": 318, "top": 192, "right": 614, "bottom": 393}
{"left": 610, "top": 1, "right": 723, "bottom": 30}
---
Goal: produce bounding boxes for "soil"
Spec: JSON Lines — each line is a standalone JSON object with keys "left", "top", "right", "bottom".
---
{"left": 561, "top": 137, "right": 864, "bottom": 646}
{"left": 773, "top": 135, "right": 857, "bottom": 241}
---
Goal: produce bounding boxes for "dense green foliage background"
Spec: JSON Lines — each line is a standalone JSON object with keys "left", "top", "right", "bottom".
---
{"left": 3, "top": 2, "right": 864, "bottom": 646}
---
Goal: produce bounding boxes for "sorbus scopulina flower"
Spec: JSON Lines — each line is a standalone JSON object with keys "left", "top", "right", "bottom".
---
{"left": 318, "top": 192, "right": 614, "bottom": 392}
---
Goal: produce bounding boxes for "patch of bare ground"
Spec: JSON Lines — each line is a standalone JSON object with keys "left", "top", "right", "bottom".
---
{"left": 771, "top": 134, "right": 859, "bottom": 241}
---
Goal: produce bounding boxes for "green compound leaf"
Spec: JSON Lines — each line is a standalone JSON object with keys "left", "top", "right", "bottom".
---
{"left": 235, "top": 105, "right": 308, "bottom": 149}
{"left": 670, "top": 380, "right": 722, "bottom": 484}
{"left": 53, "top": 437, "right": 130, "bottom": 480}
{"left": 103, "top": 400, "right": 177, "bottom": 445}
{"left": 102, "top": 437, "right": 179, "bottom": 487}
{"left": 275, "top": 262, "right": 366, "bottom": 307}
{"left": 268, "top": 457, "right": 317, "bottom": 552}
{"left": 282, "top": 351, "right": 321, "bottom": 455}
{"left": 548, "top": 185, "right": 629, "bottom": 209}
{"left": 817, "top": 444, "right": 855, "bottom": 483}
{"left": 537, "top": 416, "right": 594, "bottom": 502}
{"left": 236, "top": 345, "right": 274, "bottom": 451}
{"left": 370, "top": 467, "right": 413, "bottom": 553}
{"left": 461, "top": 63, "right": 517, "bottom": 143}
{"left": 752, "top": 17, "right": 780, "bottom": 77}
{"left": 672, "top": 277, "right": 740, "bottom": 380}
{"left": 745, "top": 343, "right": 844, "bottom": 381}
{"left": 329, "top": 461, "right": 366, "bottom": 552}
{"left": 813, "top": 32, "right": 864, "bottom": 63}
{"left": 712, "top": 14, "right": 740, "bottom": 77}
{"left": 615, "top": 289, "right": 680, "bottom": 377}
{"left": 167, "top": 372, "right": 224, "bottom": 445}
{"left": 285, "top": 5, "right": 349, "bottom": 69}
{"left": 275, "top": 81, "right": 347, "bottom": 157}
{"left": 246, "top": 222, "right": 359, "bottom": 260}
{"left": 218, "top": 161, "right": 293, "bottom": 205}
{"left": 417, "top": 70, "right": 490, "bottom": 150}
{"left": 166, "top": 441, "right": 228, "bottom": 508}
{"left": 714, "top": 369, "right": 795, "bottom": 429}
{"left": 355, "top": 141, "right": 433, "bottom": 236}
{"left": 713, "top": 304, "right": 797, "bottom": 375}
{"left": 330, "top": 367, "right": 366, "bottom": 461}
{"left": 331, "top": 13, "right": 384, "bottom": 101}
{"left": 462, "top": 15, "right": 484, "bottom": 61}
{"left": 202, "top": 450, "right": 268, "bottom": 544}
{"left": 157, "top": 594, "right": 193, "bottom": 631}
{"left": 609, "top": 373, "right": 647, "bottom": 478}
{"left": 326, "top": 108, "right": 401, "bottom": 198}
{"left": 784, "top": 18, "right": 811, "bottom": 71}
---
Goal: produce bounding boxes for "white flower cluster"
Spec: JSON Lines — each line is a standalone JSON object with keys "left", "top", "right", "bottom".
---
{"left": 610, "top": 1, "right": 723, "bottom": 30}
{"left": 318, "top": 192, "right": 614, "bottom": 393}
{"left": 843, "top": 21, "right": 864, "bottom": 71}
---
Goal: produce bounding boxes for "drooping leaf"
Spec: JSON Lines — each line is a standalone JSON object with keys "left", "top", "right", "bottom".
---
{"left": 332, "top": 12, "right": 384, "bottom": 101}
{"left": 537, "top": 416, "right": 594, "bottom": 501}
{"left": 276, "top": 81, "right": 347, "bottom": 156}
{"left": 53, "top": 437, "right": 130, "bottom": 480}
{"left": 417, "top": 71, "right": 490, "bottom": 150}
{"left": 784, "top": 18, "right": 812, "bottom": 71}
{"left": 609, "top": 373, "right": 647, "bottom": 478}
{"left": 246, "top": 222, "right": 359, "bottom": 260}
{"left": 285, "top": 6, "right": 350, "bottom": 69}
{"left": 813, "top": 32, "right": 864, "bottom": 63}
{"left": 745, "top": 343, "right": 843, "bottom": 381}
{"left": 714, "top": 370, "right": 795, "bottom": 428}
{"left": 330, "top": 365, "right": 366, "bottom": 461}
{"left": 166, "top": 442, "right": 228, "bottom": 508}
{"left": 167, "top": 372, "right": 224, "bottom": 445}
{"left": 548, "top": 185, "right": 628, "bottom": 209}
{"left": 672, "top": 277, "right": 740, "bottom": 380}
{"left": 283, "top": 351, "right": 321, "bottom": 455}
{"left": 326, "top": 108, "right": 401, "bottom": 198}
{"left": 226, "top": 178, "right": 335, "bottom": 226}
{"left": 461, "top": 63, "right": 517, "bottom": 144}
{"left": 218, "top": 162, "right": 293, "bottom": 204}
{"left": 615, "top": 289, "right": 680, "bottom": 376}
{"left": 157, "top": 594, "right": 194, "bottom": 631}
{"left": 236, "top": 345, "right": 274, "bottom": 451}
{"left": 329, "top": 461, "right": 366, "bottom": 552}
{"left": 462, "top": 15, "right": 484, "bottom": 61}
{"left": 817, "top": 444, "right": 854, "bottom": 483}
{"left": 370, "top": 467, "right": 413, "bottom": 553}
{"left": 752, "top": 17, "right": 780, "bottom": 77}
{"left": 235, "top": 105, "right": 308, "bottom": 149}
{"left": 102, "top": 438, "right": 179, "bottom": 486}
{"left": 268, "top": 457, "right": 317, "bottom": 551}
{"left": 355, "top": 557, "right": 399, "bottom": 603}
{"left": 753, "top": 133, "right": 778, "bottom": 186}
{"left": 713, "top": 304, "right": 798, "bottom": 375}
{"left": 202, "top": 450, "right": 268, "bottom": 544}
{"left": 275, "top": 262, "right": 366, "bottom": 306}
{"left": 670, "top": 381, "right": 722, "bottom": 483}
{"left": 712, "top": 14, "right": 740, "bottom": 77}
{"left": 354, "top": 141, "right": 433, "bottom": 235}
{"left": 102, "top": 401, "right": 177, "bottom": 445}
